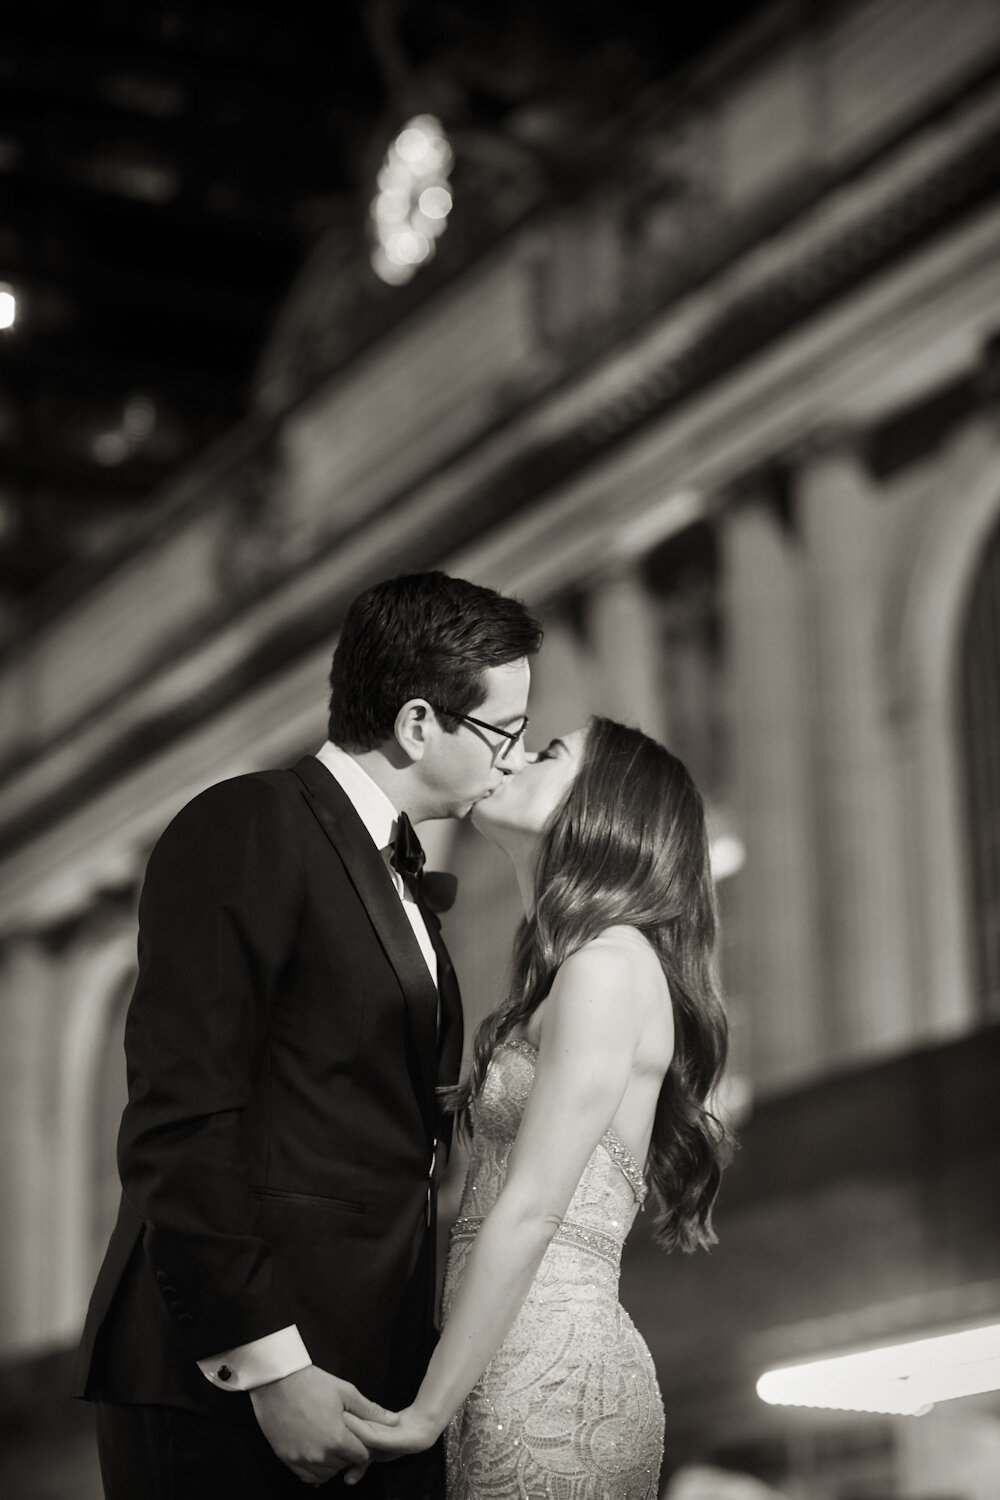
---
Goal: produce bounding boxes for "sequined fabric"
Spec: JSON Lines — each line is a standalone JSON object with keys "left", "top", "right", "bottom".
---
{"left": 442, "top": 1039, "right": 664, "bottom": 1500}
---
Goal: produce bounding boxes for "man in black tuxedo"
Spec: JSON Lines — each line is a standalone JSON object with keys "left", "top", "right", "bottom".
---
{"left": 74, "top": 572, "right": 542, "bottom": 1497}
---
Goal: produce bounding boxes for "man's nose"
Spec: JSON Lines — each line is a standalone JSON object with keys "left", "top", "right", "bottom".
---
{"left": 503, "top": 738, "right": 530, "bottom": 773}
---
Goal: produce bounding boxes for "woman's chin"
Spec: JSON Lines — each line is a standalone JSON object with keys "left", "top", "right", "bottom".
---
{"left": 470, "top": 792, "right": 514, "bottom": 844}
{"left": 470, "top": 794, "right": 497, "bottom": 831}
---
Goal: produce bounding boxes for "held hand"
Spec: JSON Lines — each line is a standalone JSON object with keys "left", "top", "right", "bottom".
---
{"left": 249, "top": 1364, "right": 399, "bottom": 1486}
{"left": 341, "top": 1404, "right": 440, "bottom": 1484}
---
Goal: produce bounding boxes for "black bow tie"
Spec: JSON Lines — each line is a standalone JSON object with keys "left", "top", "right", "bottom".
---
{"left": 421, "top": 871, "right": 458, "bottom": 914}
{"left": 391, "top": 814, "right": 458, "bottom": 912}
{"left": 391, "top": 812, "right": 426, "bottom": 883}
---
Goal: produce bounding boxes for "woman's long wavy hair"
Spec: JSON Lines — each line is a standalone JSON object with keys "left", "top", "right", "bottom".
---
{"left": 446, "top": 716, "right": 734, "bottom": 1252}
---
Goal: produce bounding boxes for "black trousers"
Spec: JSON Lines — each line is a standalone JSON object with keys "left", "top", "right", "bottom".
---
{"left": 93, "top": 1401, "right": 445, "bottom": 1500}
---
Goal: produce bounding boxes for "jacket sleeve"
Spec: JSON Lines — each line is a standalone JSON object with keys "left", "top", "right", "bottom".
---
{"left": 117, "top": 774, "right": 305, "bottom": 1361}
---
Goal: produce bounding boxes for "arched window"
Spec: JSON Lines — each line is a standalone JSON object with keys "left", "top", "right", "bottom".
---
{"left": 959, "top": 508, "right": 1000, "bottom": 1019}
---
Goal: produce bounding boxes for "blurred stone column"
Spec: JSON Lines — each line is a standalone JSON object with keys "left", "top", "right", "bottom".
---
{"left": 796, "top": 435, "right": 912, "bottom": 1064}
{"left": 524, "top": 604, "right": 597, "bottom": 746}
{"left": 588, "top": 563, "right": 669, "bottom": 742}
{"left": 0, "top": 934, "right": 59, "bottom": 1357}
{"left": 722, "top": 488, "right": 823, "bottom": 1091}
{"left": 52, "top": 928, "right": 136, "bottom": 1341}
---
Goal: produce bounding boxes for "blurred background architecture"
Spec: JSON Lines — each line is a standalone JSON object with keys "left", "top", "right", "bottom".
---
{"left": 1, "top": 1, "right": 999, "bottom": 1496}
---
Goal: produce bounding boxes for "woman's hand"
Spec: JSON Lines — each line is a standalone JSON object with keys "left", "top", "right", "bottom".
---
{"left": 340, "top": 1404, "right": 440, "bottom": 1484}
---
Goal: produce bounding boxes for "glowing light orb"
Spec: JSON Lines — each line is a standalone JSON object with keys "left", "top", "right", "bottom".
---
{"left": 418, "top": 185, "right": 452, "bottom": 220}
{"left": 123, "top": 394, "right": 156, "bottom": 443}
{"left": 396, "top": 127, "right": 431, "bottom": 163}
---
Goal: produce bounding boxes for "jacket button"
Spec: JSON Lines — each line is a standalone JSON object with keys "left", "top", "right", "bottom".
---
{"left": 178, "top": 1313, "right": 194, "bottom": 1327}
{"left": 155, "top": 1271, "right": 169, "bottom": 1285}
{"left": 169, "top": 1301, "right": 185, "bottom": 1317}
{"left": 217, "top": 1365, "right": 233, "bottom": 1382}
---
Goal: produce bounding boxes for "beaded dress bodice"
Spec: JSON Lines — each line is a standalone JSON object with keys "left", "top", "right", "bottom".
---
{"left": 442, "top": 1039, "right": 664, "bottom": 1500}
{"left": 450, "top": 1038, "right": 648, "bottom": 1275}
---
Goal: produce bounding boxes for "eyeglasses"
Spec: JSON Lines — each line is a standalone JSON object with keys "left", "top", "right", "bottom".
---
{"left": 435, "top": 706, "right": 529, "bottom": 761}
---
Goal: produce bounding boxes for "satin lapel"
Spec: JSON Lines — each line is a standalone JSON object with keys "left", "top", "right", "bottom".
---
{"left": 419, "top": 898, "right": 465, "bottom": 1153}
{"left": 290, "top": 756, "right": 439, "bottom": 1136}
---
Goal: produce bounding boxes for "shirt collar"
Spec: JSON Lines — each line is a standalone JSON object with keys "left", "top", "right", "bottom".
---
{"left": 314, "top": 741, "right": 399, "bottom": 852}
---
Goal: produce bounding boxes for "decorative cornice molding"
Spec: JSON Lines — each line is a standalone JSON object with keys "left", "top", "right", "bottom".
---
{"left": 3, "top": 65, "right": 1000, "bottom": 875}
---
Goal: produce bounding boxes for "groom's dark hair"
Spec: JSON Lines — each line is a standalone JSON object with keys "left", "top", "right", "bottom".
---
{"left": 328, "top": 571, "right": 543, "bottom": 751}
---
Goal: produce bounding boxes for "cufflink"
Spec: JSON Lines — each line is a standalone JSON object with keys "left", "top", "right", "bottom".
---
{"left": 217, "top": 1364, "right": 233, "bottom": 1383}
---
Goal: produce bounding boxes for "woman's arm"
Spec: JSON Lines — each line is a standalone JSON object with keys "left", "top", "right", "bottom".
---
{"left": 348, "top": 933, "right": 644, "bottom": 1455}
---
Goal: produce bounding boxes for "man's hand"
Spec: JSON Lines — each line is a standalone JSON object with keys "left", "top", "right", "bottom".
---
{"left": 249, "top": 1364, "right": 399, "bottom": 1486}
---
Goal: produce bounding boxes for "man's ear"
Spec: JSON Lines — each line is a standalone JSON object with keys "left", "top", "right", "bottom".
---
{"left": 395, "top": 700, "right": 432, "bottom": 763}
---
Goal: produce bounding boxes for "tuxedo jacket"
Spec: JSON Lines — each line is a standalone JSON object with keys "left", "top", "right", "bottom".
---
{"left": 73, "top": 756, "right": 463, "bottom": 1417}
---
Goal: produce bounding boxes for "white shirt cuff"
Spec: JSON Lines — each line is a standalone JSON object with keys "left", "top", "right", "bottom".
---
{"left": 197, "top": 1324, "right": 312, "bottom": 1391}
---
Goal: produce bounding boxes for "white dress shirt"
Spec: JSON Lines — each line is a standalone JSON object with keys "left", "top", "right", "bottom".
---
{"left": 198, "top": 743, "right": 438, "bottom": 1392}
{"left": 315, "top": 742, "right": 439, "bottom": 985}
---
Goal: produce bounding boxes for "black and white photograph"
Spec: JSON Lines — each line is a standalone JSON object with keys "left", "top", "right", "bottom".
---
{"left": 1, "top": 2, "right": 999, "bottom": 1497}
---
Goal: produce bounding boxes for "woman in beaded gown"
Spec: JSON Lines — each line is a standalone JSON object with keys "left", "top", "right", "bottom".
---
{"left": 346, "top": 718, "right": 732, "bottom": 1500}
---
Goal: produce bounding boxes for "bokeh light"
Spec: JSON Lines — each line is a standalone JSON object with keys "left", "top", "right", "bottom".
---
{"left": 370, "top": 115, "right": 454, "bottom": 285}
{"left": 0, "top": 284, "right": 17, "bottom": 329}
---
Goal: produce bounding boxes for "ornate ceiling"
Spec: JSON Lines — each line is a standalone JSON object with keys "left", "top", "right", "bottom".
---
{"left": 0, "top": 0, "right": 760, "bottom": 617}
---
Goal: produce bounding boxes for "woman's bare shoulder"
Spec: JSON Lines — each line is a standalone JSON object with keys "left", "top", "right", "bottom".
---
{"left": 573, "top": 926, "right": 663, "bottom": 975}
{"left": 553, "top": 928, "right": 667, "bottom": 1017}
{"left": 573, "top": 928, "right": 673, "bottom": 1059}
{"left": 530, "top": 930, "right": 670, "bottom": 1056}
